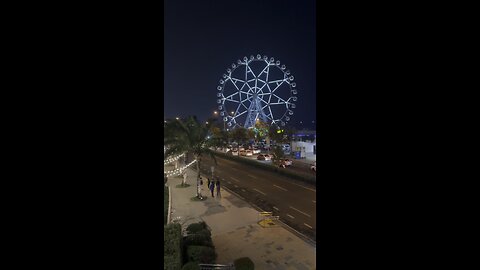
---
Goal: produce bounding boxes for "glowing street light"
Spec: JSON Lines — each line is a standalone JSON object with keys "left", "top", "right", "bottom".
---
{"left": 176, "top": 117, "right": 179, "bottom": 120}
{"left": 206, "top": 121, "right": 209, "bottom": 124}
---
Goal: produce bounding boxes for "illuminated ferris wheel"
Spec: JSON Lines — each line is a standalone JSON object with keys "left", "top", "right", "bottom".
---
{"left": 216, "top": 54, "right": 298, "bottom": 129}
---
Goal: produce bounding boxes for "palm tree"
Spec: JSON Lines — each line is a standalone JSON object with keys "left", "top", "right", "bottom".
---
{"left": 164, "top": 116, "right": 222, "bottom": 198}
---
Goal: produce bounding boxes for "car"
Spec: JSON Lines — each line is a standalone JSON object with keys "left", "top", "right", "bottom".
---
{"left": 239, "top": 150, "right": 246, "bottom": 156}
{"left": 311, "top": 161, "right": 316, "bottom": 172}
{"left": 245, "top": 150, "right": 253, "bottom": 156}
{"left": 239, "top": 147, "right": 245, "bottom": 151}
{"left": 252, "top": 148, "right": 261, "bottom": 154}
{"left": 278, "top": 158, "right": 292, "bottom": 168}
{"left": 257, "top": 154, "right": 272, "bottom": 161}
{"left": 257, "top": 154, "right": 266, "bottom": 160}
{"left": 283, "top": 159, "right": 292, "bottom": 166}
{"left": 231, "top": 150, "right": 239, "bottom": 156}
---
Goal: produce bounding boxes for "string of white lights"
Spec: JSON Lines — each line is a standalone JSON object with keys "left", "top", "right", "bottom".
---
{"left": 164, "top": 153, "right": 185, "bottom": 165}
{"left": 164, "top": 159, "right": 197, "bottom": 177}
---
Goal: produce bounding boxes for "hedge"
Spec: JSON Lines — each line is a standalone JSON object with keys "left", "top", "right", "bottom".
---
{"left": 213, "top": 152, "right": 316, "bottom": 184}
{"left": 164, "top": 223, "right": 182, "bottom": 270}
{"left": 164, "top": 186, "right": 169, "bottom": 225}
{"left": 186, "top": 222, "right": 208, "bottom": 234}
{"left": 183, "top": 229, "right": 213, "bottom": 247}
{"left": 186, "top": 245, "right": 217, "bottom": 264}
{"left": 234, "top": 257, "right": 255, "bottom": 270}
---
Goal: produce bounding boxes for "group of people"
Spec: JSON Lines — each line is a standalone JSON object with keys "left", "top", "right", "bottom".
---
{"left": 200, "top": 177, "right": 221, "bottom": 197}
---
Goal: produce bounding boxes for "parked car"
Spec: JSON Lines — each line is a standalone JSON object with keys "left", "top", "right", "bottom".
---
{"left": 311, "top": 161, "right": 316, "bottom": 172}
{"left": 252, "top": 148, "right": 261, "bottom": 154}
{"left": 231, "top": 150, "right": 239, "bottom": 156}
{"left": 245, "top": 150, "right": 253, "bottom": 156}
{"left": 239, "top": 150, "right": 246, "bottom": 156}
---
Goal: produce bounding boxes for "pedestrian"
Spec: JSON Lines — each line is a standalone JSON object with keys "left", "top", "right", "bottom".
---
{"left": 216, "top": 180, "right": 221, "bottom": 197}
{"left": 209, "top": 181, "right": 215, "bottom": 197}
{"left": 207, "top": 178, "right": 211, "bottom": 189}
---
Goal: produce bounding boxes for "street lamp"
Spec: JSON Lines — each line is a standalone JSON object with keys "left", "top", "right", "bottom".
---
{"left": 176, "top": 117, "right": 179, "bottom": 120}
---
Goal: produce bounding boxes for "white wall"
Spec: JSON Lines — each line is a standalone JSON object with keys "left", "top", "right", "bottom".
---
{"left": 291, "top": 141, "right": 315, "bottom": 153}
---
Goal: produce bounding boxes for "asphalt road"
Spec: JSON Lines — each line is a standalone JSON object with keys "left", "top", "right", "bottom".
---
{"left": 189, "top": 154, "right": 317, "bottom": 242}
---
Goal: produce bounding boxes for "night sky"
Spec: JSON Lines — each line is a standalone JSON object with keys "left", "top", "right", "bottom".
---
{"left": 164, "top": 0, "right": 316, "bottom": 130}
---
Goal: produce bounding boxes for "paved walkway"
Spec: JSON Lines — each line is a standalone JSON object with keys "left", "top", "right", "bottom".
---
{"left": 165, "top": 164, "right": 316, "bottom": 270}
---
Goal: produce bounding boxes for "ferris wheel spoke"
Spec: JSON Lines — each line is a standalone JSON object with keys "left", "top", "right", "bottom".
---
{"left": 268, "top": 78, "right": 287, "bottom": 84}
{"left": 224, "top": 92, "right": 239, "bottom": 100}
{"left": 268, "top": 105, "right": 274, "bottom": 120}
{"left": 225, "top": 99, "right": 240, "bottom": 103}
{"left": 272, "top": 93, "right": 288, "bottom": 104}
{"left": 247, "top": 65, "right": 257, "bottom": 78}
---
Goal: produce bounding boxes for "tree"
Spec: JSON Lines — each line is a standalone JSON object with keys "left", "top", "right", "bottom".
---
{"left": 271, "top": 145, "right": 285, "bottom": 167}
{"left": 230, "top": 127, "right": 247, "bottom": 144}
{"left": 254, "top": 120, "right": 269, "bottom": 142}
{"left": 164, "top": 116, "right": 222, "bottom": 198}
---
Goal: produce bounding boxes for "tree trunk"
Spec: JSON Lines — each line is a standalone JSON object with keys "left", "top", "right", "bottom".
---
{"left": 195, "top": 155, "right": 201, "bottom": 198}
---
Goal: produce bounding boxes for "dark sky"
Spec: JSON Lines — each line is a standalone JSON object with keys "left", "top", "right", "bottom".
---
{"left": 164, "top": 0, "right": 316, "bottom": 130}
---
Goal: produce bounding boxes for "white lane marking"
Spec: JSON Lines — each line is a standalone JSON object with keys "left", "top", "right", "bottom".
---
{"left": 273, "top": 184, "right": 288, "bottom": 191}
{"left": 247, "top": 174, "right": 258, "bottom": 179}
{"left": 304, "top": 223, "right": 313, "bottom": 229}
{"left": 241, "top": 189, "right": 246, "bottom": 192}
{"left": 287, "top": 214, "right": 295, "bottom": 219}
{"left": 273, "top": 206, "right": 279, "bottom": 211}
{"left": 289, "top": 206, "right": 311, "bottom": 217}
{"left": 231, "top": 177, "right": 240, "bottom": 182}
{"left": 312, "top": 200, "right": 316, "bottom": 203}
{"left": 253, "top": 188, "right": 266, "bottom": 195}
{"left": 227, "top": 181, "right": 232, "bottom": 184}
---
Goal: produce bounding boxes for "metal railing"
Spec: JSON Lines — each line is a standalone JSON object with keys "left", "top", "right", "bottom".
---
{"left": 198, "top": 263, "right": 235, "bottom": 270}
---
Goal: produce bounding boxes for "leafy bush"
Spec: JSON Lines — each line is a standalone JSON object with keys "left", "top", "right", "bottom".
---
{"left": 164, "top": 223, "right": 182, "bottom": 269}
{"left": 186, "top": 245, "right": 217, "bottom": 264}
{"left": 234, "top": 257, "right": 255, "bottom": 270}
{"left": 181, "top": 262, "right": 200, "bottom": 270}
{"left": 184, "top": 229, "right": 213, "bottom": 247}
{"left": 186, "top": 222, "right": 208, "bottom": 234}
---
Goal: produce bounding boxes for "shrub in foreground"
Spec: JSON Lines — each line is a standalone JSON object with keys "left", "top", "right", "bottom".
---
{"left": 186, "top": 245, "right": 216, "bottom": 264}
{"left": 234, "top": 257, "right": 255, "bottom": 270}
{"left": 186, "top": 222, "right": 208, "bottom": 234}
{"left": 164, "top": 223, "right": 182, "bottom": 270}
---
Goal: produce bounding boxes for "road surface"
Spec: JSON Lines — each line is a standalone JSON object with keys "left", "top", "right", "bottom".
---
{"left": 188, "top": 154, "right": 317, "bottom": 242}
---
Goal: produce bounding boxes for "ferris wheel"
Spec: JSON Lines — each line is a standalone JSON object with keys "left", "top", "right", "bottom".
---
{"left": 216, "top": 54, "right": 297, "bottom": 129}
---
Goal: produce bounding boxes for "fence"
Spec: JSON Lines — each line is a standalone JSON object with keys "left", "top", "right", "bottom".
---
{"left": 198, "top": 263, "right": 235, "bottom": 270}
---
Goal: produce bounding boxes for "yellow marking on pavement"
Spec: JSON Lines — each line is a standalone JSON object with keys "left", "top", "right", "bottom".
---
{"left": 287, "top": 214, "right": 295, "bottom": 219}
{"left": 273, "top": 184, "right": 288, "bottom": 191}
{"left": 304, "top": 223, "right": 313, "bottom": 229}
{"left": 253, "top": 188, "right": 266, "bottom": 195}
{"left": 289, "top": 206, "right": 311, "bottom": 217}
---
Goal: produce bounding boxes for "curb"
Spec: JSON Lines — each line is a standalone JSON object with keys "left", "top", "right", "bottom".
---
{"left": 167, "top": 185, "right": 172, "bottom": 224}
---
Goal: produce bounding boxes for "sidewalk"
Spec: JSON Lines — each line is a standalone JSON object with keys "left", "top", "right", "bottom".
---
{"left": 166, "top": 164, "right": 316, "bottom": 270}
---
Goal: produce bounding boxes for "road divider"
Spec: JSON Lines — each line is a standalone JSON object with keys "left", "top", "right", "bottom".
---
{"left": 213, "top": 152, "right": 316, "bottom": 185}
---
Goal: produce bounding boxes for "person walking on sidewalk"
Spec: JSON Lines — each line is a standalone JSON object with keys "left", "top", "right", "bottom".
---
{"left": 216, "top": 180, "right": 221, "bottom": 197}
{"left": 209, "top": 181, "right": 215, "bottom": 197}
{"left": 207, "top": 178, "right": 211, "bottom": 190}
